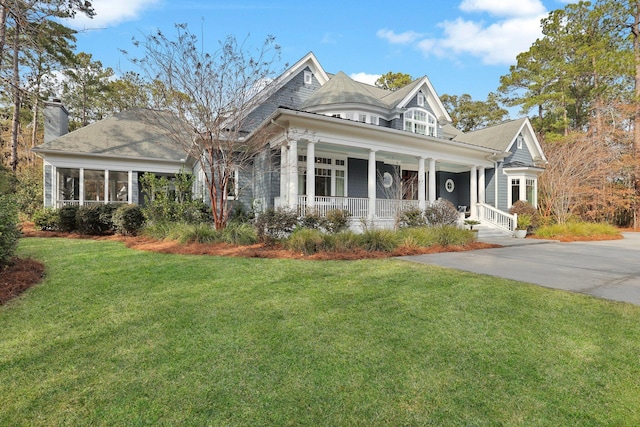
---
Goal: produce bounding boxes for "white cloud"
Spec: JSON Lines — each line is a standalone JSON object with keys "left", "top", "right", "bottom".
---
{"left": 376, "top": 28, "right": 424, "bottom": 45}
{"left": 377, "top": 0, "right": 547, "bottom": 66}
{"left": 64, "top": 0, "right": 162, "bottom": 30}
{"left": 459, "top": 0, "right": 545, "bottom": 17}
{"left": 350, "top": 72, "right": 381, "bottom": 86}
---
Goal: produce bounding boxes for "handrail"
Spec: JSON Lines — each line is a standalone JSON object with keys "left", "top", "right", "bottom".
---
{"left": 477, "top": 203, "right": 516, "bottom": 232}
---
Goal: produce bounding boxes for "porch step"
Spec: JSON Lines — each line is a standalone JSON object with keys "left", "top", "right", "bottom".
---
{"left": 475, "top": 225, "right": 513, "bottom": 239}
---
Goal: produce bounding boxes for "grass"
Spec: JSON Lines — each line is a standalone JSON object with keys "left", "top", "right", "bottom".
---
{"left": 534, "top": 221, "right": 621, "bottom": 240}
{"left": 2, "top": 238, "right": 640, "bottom": 425}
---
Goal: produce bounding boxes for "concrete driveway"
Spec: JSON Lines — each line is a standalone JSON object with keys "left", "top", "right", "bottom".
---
{"left": 400, "top": 232, "right": 640, "bottom": 305}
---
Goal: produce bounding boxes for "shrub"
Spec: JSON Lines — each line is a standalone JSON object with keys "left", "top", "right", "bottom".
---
{"left": 76, "top": 204, "right": 118, "bottom": 235}
{"left": 329, "top": 231, "right": 362, "bottom": 252}
{"left": 398, "top": 227, "right": 438, "bottom": 247}
{"left": 113, "top": 204, "right": 146, "bottom": 236}
{"left": 287, "top": 228, "right": 327, "bottom": 255}
{"left": 360, "top": 229, "right": 399, "bottom": 252}
{"left": 0, "top": 195, "right": 20, "bottom": 267}
{"left": 58, "top": 205, "right": 79, "bottom": 232}
{"left": 254, "top": 208, "right": 298, "bottom": 243}
{"left": 298, "top": 210, "right": 324, "bottom": 230}
{"left": 221, "top": 222, "right": 257, "bottom": 245}
{"left": 397, "top": 207, "right": 427, "bottom": 229}
{"left": 510, "top": 200, "right": 540, "bottom": 229}
{"left": 33, "top": 208, "right": 60, "bottom": 231}
{"left": 14, "top": 167, "right": 42, "bottom": 220}
{"left": 433, "top": 225, "right": 475, "bottom": 247}
{"left": 178, "top": 222, "right": 220, "bottom": 244}
{"left": 324, "top": 209, "right": 351, "bottom": 234}
{"left": 424, "top": 199, "right": 459, "bottom": 226}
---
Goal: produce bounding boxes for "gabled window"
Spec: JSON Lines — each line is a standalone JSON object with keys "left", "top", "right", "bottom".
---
{"left": 404, "top": 108, "right": 437, "bottom": 137}
{"left": 417, "top": 92, "right": 425, "bottom": 107}
{"left": 517, "top": 135, "right": 524, "bottom": 149}
{"left": 304, "top": 70, "right": 313, "bottom": 85}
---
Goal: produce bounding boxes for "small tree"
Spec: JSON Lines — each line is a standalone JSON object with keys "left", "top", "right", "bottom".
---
{"left": 126, "top": 26, "right": 282, "bottom": 230}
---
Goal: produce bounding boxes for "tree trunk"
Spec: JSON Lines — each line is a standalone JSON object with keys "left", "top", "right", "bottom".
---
{"left": 0, "top": 4, "right": 8, "bottom": 71}
{"left": 10, "top": 18, "right": 20, "bottom": 172}
{"left": 633, "top": 1, "right": 640, "bottom": 228}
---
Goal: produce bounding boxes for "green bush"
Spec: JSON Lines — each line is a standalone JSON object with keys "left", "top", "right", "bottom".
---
{"left": 33, "top": 208, "right": 60, "bottom": 231}
{"left": 286, "top": 228, "right": 327, "bottom": 255}
{"left": 424, "top": 199, "right": 459, "bottom": 226}
{"left": 324, "top": 209, "right": 351, "bottom": 234}
{"left": 535, "top": 221, "right": 620, "bottom": 239}
{"left": 398, "top": 227, "right": 438, "bottom": 247}
{"left": 298, "top": 210, "right": 324, "bottom": 230}
{"left": 433, "top": 225, "right": 475, "bottom": 247}
{"left": 0, "top": 195, "right": 20, "bottom": 267}
{"left": 360, "top": 229, "right": 399, "bottom": 252}
{"left": 178, "top": 222, "right": 220, "bottom": 244}
{"left": 254, "top": 208, "right": 298, "bottom": 242}
{"left": 397, "top": 207, "right": 427, "bottom": 229}
{"left": 14, "top": 167, "right": 42, "bottom": 220}
{"left": 113, "top": 204, "right": 146, "bottom": 236}
{"left": 510, "top": 200, "right": 540, "bottom": 229}
{"left": 328, "top": 231, "right": 362, "bottom": 252}
{"left": 221, "top": 222, "right": 257, "bottom": 245}
{"left": 58, "top": 205, "right": 79, "bottom": 232}
{"left": 76, "top": 204, "right": 118, "bottom": 235}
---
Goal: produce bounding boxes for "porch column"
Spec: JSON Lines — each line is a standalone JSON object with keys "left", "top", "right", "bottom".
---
{"left": 306, "top": 141, "right": 315, "bottom": 208}
{"left": 280, "top": 144, "right": 288, "bottom": 204}
{"left": 104, "top": 169, "right": 109, "bottom": 203}
{"left": 478, "top": 166, "right": 486, "bottom": 204}
{"left": 288, "top": 140, "right": 298, "bottom": 209}
{"left": 79, "top": 168, "right": 85, "bottom": 206}
{"left": 428, "top": 158, "right": 436, "bottom": 203}
{"left": 470, "top": 165, "right": 478, "bottom": 218}
{"left": 128, "top": 170, "right": 133, "bottom": 204}
{"left": 418, "top": 157, "right": 426, "bottom": 210}
{"left": 368, "top": 149, "right": 377, "bottom": 220}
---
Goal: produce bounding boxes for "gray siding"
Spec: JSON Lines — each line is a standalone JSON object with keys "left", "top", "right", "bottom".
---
{"left": 252, "top": 148, "right": 280, "bottom": 209}
{"left": 436, "top": 171, "right": 470, "bottom": 208}
{"left": 348, "top": 158, "right": 368, "bottom": 198}
{"left": 131, "top": 172, "right": 139, "bottom": 204}
{"left": 497, "top": 163, "right": 508, "bottom": 211}
{"left": 376, "top": 162, "right": 399, "bottom": 199}
{"left": 506, "top": 134, "right": 534, "bottom": 165}
{"left": 485, "top": 167, "right": 496, "bottom": 206}
{"left": 244, "top": 66, "right": 321, "bottom": 132}
{"left": 44, "top": 164, "right": 53, "bottom": 207}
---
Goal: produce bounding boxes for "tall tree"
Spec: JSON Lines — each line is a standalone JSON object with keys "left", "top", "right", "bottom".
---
{"left": 125, "top": 25, "right": 281, "bottom": 229}
{"left": 440, "top": 92, "right": 509, "bottom": 132}
{"left": 62, "top": 52, "right": 113, "bottom": 128}
{"left": 375, "top": 71, "right": 412, "bottom": 91}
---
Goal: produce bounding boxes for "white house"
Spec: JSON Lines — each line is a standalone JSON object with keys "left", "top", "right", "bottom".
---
{"left": 33, "top": 53, "right": 546, "bottom": 234}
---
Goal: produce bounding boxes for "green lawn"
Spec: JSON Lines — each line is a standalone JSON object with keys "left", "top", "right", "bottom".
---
{"left": 2, "top": 238, "right": 640, "bottom": 426}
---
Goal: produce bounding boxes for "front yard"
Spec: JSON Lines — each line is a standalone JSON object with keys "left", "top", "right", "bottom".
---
{"left": 1, "top": 238, "right": 639, "bottom": 425}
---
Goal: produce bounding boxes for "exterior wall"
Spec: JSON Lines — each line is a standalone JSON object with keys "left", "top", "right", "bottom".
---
{"left": 506, "top": 134, "right": 534, "bottom": 164}
{"left": 43, "top": 102, "right": 69, "bottom": 144}
{"left": 436, "top": 171, "right": 470, "bottom": 208}
{"left": 44, "top": 164, "right": 53, "bottom": 207}
{"left": 497, "top": 162, "right": 508, "bottom": 211}
{"left": 347, "top": 158, "right": 368, "bottom": 198}
{"left": 376, "top": 162, "right": 399, "bottom": 199}
{"left": 244, "top": 66, "right": 321, "bottom": 132}
{"left": 485, "top": 167, "right": 496, "bottom": 206}
{"left": 251, "top": 148, "right": 280, "bottom": 210}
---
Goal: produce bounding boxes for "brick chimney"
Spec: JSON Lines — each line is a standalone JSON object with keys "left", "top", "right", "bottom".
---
{"left": 43, "top": 99, "right": 69, "bottom": 143}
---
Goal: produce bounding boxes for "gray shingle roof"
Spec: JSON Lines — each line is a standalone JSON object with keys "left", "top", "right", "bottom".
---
{"left": 453, "top": 118, "right": 527, "bottom": 151}
{"left": 33, "top": 109, "right": 189, "bottom": 162}
{"left": 301, "top": 71, "right": 388, "bottom": 110}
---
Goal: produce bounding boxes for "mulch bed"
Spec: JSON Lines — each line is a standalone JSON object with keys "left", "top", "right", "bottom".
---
{"left": 0, "top": 258, "right": 45, "bottom": 305}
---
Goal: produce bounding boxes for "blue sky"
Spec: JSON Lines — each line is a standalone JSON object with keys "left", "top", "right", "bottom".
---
{"left": 64, "top": 0, "right": 573, "bottom": 111}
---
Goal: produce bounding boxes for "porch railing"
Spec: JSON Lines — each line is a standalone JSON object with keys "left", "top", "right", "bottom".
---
{"left": 56, "top": 200, "right": 127, "bottom": 208}
{"left": 376, "top": 199, "right": 419, "bottom": 219}
{"left": 477, "top": 203, "right": 516, "bottom": 232}
{"left": 274, "top": 196, "right": 427, "bottom": 220}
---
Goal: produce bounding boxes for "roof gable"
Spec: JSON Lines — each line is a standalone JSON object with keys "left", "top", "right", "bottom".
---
{"left": 301, "top": 71, "right": 387, "bottom": 110}
{"left": 389, "top": 76, "right": 452, "bottom": 122}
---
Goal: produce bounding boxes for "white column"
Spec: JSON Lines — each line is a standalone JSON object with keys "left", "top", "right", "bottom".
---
{"left": 478, "top": 166, "right": 485, "bottom": 204}
{"left": 470, "top": 165, "right": 478, "bottom": 218}
{"left": 306, "top": 142, "right": 315, "bottom": 208}
{"left": 428, "top": 158, "right": 436, "bottom": 203}
{"left": 79, "top": 168, "right": 85, "bottom": 206}
{"left": 128, "top": 170, "right": 133, "bottom": 204}
{"left": 418, "top": 157, "right": 426, "bottom": 210}
{"left": 368, "top": 149, "right": 377, "bottom": 220}
{"left": 104, "top": 169, "right": 109, "bottom": 203}
{"left": 280, "top": 145, "right": 288, "bottom": 204}
{"left": 289, "top": 140, "right": 298, "bottom": 208}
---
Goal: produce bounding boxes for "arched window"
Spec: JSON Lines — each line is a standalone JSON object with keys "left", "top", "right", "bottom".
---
{"left": 404, "top": 108, "right": 436, "bottom": 137}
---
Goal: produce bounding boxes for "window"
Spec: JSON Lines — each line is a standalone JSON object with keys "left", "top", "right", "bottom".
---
{"left": 511, "top": 178, "right": 520, "bottom": 205}
{"left": 84, "top": 169, "right": 105, "bottom": 202}
{"left": 404, "top": 108, "right": 437, "bottom": 137}
{"left": 517, "top": 135, "right": 524, "bottom": 149}
{"left": 417, "top": 92, "right": 425, "bottom": 107}
{"left": 304, "top": 70, "right": 313, "bottom": 85}
{"left": 359, "top": 114, "right": 367, "bottom": 123}
{"left": 298, "top": 154, "right": 347, "bottom": 197}
{"left": 345, "top": 112, "right": 355, "bottom": 121}
{"left": 370, "top": 115, "right": 379, "bottom": 125}
{"left": 526, "top": 179, "right": 535, "bottom": 204}
{"left": 227, "top": 169, "right": 239, "bottom": 200}
{"left": 109, "top": 171, "right": 128, "bottom": 202}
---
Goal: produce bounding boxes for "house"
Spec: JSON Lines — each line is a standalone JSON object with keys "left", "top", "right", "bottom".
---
{"left": 33, "top": 53, "right": 546, "bottom": 234}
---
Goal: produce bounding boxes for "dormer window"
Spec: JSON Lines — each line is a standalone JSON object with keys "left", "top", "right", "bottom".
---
{"left": 404, "top": 108, "right": 437, "bottom": 137}
{"left": 417, "top": 92, "right": 425, "bottom": 107}
{"left": 516, "top": 134, "right": 524, "bottom": 149}
{"left": 304, "top": 70, "right": 313, "bottom": 85}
